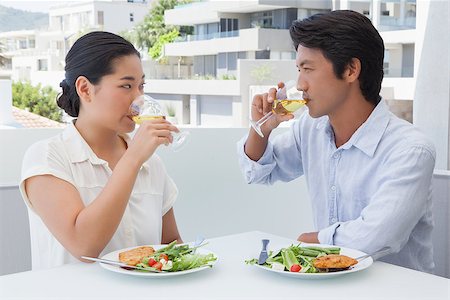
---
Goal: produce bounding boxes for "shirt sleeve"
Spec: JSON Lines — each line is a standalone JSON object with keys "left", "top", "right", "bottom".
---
{"left": 236, "top": 120, "right": 304, "bottom": 185}
{"left": 19, "top": 140, "right": 75, "bottom": 211}
{"left": 318, "top": 144, "right": 436, "bottom": 258}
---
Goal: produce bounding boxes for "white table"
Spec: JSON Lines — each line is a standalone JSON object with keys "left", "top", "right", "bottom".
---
{"left": 0, "top": 231, "right": 448, "bottom": 299}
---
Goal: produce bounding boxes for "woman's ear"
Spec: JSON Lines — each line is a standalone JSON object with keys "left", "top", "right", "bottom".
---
{"left": 75, "top": 76, "right": 93, "bottom": 103}
{"left": 345, "top": 58, "right": 361, "bottom": 83}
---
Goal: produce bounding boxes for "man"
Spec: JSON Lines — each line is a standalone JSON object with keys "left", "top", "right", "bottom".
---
{"left": 237, "top": 10, "right": 435, "bottom": 273}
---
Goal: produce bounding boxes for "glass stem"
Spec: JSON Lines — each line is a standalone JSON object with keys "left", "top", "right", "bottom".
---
{"left": 255, "top": 111, "right": 274, "bottom": 127}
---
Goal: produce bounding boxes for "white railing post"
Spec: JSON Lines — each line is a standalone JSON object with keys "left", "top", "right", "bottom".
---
{"left": 0, "top": 79, "right": 17, "bottom": 127}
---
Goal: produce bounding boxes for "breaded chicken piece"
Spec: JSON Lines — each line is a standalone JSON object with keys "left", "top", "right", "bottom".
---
{"left": 313, "top": 254, "right": 358, "bottom": 269}
{"left": 118, "top": 246, "right": 155, "bottom": 266}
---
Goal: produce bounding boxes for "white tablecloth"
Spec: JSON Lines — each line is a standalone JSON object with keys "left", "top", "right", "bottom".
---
{"left": 0, "top": 231, "right": 448, "bottom": 299}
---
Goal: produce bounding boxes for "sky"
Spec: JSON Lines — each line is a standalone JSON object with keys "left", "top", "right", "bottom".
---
{"left": 0, "top": 0, "right": 90, "bottom": 13}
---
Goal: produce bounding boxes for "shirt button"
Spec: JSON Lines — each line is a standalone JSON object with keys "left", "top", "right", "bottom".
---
{"left": 331, "top": 185, "right": 336, "bottom": 191}
{"left": 333, "top": 153, "right": 340, "bottom": 159}
{"left": 331, "top": 217, "right": 337, "bottom": 223}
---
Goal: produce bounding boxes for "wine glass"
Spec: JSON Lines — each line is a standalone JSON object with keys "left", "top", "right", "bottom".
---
{"left": 249, "top": 80, "right": 307, "bottom": 138}
{"left": 129, "top": 94, "right": 189, "bottom": 152}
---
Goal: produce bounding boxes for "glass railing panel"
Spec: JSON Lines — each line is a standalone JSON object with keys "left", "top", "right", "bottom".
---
{"left": 174, "top": 30, "right": 239, "bottom": 42}
{"left": 379, "top": 16, "right": 416, "bottom": 31}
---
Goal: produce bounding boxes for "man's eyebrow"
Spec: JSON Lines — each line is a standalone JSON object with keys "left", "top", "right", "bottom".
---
{"left": 297, "top": 60, "right": 314, "bottom": 68}
{"left": 119, "top": 74, "right": 146, "bottom": 81}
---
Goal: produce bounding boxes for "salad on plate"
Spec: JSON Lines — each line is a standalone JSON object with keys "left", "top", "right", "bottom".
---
{"left": 99, "top": 240, "right": 217, "bottom": 277}
{"left": 246, "top": 243, "right": 343, "bottom": 273}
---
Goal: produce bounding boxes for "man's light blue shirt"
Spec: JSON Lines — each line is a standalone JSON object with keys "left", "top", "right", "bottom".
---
{"left": 237, "top": 100, "right": 436, "bottom": 273}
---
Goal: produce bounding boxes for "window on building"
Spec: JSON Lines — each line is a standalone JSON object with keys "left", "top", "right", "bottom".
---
{"left": 255, "top": 50, "right": 270, "bottom": 59}
{"left": 19, "top": 40, "right": 27, "bottom": 49}
{"left": 130, "top": 13, "right": 134, "bottom": 22}
{"left": 220, "top": 19, "right": 226, "bottom": 32}
{"left": 98, "top": 11, "right": 104, "bottom": 25}
{"left": 227, "top": 52, "right": 237, "bottom": 70}
{"left": 220, "top": 18, "right": 239, "bottom": 36}
{"left": 38, "top": 59, "right": 48, "bottom": 71}
{"left": 81, "top": 12, "right": 90, "bottom": 26}
{"left": 29, "top": 39, "right": 35, "bottom": 48}
{"left": 218, "top": 53, "right": 226, "bottom": 69}
{"left": 383, "top": 49, "right": 390, "bottom": 76}
{"left": 251, "top": 11, "right": 273, "bottom": 28}
{"left": 207, "top": 23, "right": 219, "bottom": 35}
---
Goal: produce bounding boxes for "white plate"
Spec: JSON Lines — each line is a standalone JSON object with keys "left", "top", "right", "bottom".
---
{"left": 100, "top": 244, "right": 218, "bottom": 277}
{"left": 252, "top": 243, "right": 373, "bottom": 279}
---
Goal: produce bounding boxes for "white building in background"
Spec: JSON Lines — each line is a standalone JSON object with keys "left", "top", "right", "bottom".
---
{"left": 143, "top": 0, "right": 422, "bottom": 127}
{"left": 48, "top": 0, "right": 150, "bottom": 34}
{"left": 145, "top": 0, "right": 331, "bottom": 127}
{"left": 0, "top": 0, "right": 151, "bottom": 88}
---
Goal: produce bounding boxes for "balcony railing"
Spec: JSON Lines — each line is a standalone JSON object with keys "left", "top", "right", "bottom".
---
{"left": 379, "top": 16, "right": 416, "bottom": 31}
{"left": 174, "top": 30, "right": 239, "bottom": 43}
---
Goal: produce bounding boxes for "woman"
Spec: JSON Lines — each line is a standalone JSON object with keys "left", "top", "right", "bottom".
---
{"left": 19, "top": 31, "right": 182, "bottom": 270}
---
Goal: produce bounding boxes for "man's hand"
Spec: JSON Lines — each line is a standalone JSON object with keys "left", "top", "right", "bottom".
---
{"left": 250, "top": 82, "right": 294, "bottom": 137}
{"left": 297, "top": 232, "right": 320, "bottom": 243}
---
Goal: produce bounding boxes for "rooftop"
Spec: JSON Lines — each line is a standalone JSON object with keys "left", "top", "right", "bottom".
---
{"left": 12, "top": 107, "right": 66, "bottom": 128}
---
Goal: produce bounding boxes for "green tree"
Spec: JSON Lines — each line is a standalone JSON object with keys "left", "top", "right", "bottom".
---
{"left": 123, "top": 0, "right": 193, "bottom": 58}
{"left": 148, "top": 28, "right": 179, "bottom": 60}
{"left": 12, "top": 81, "right": 63, "bottom": 122}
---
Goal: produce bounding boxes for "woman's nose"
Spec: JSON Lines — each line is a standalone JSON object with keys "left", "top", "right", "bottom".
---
{"left": 131, "top": 91, "right": 144, "bottom": 103}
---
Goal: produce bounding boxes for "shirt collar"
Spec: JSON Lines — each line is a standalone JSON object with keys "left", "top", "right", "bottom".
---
{"left": 322, "top": 99, "right": 390, "bottom": 157}
{"left": 62, "top": 121, "right": 132, "bottom": 165}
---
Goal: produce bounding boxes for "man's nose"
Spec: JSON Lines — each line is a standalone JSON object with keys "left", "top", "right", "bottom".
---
{"left": 297, "top": 75, "right": 307, "bottom": 93}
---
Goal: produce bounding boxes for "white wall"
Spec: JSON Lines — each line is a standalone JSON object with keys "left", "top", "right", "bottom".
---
{"left": 0, "top": 129, "right": 63, "bottom": 275}
{"left": 1, "top": 128, "right": 449, "bottom": 278}
{"left": 144, "top": 79, "right": 240, "bottom": 96}
{"left": 380, "top": 77, "right": 415, "bottom": 100}
{"left": 199, "top": 95, "right": 234, "bottom": 126}
{"left": 165, "top": 28, "right": 292, "bottom": 57}
{"left": 413, "top": 0, "right": 450, "bottom": 170}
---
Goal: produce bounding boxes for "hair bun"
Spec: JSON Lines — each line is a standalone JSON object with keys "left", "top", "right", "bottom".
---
{"left": 59, "top": 79, "right": 69, "bottom": 91}
{"left": 57, "top": 79, "right": 79, "bottom": 117}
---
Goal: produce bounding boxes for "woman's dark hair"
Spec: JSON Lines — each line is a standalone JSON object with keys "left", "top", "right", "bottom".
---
{"left": 289, "top": 10, "right": 384, "bottom": 105}
{"left": 57, "top": 31, "right": 140, "bottom": 117}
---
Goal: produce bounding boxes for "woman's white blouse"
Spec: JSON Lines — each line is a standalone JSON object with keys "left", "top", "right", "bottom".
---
{"left": 19, "top": 122, "right": 177, "bottom": 270}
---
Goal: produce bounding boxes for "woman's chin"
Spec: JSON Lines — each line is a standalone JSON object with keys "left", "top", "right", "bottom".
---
{"left": 119, "top": 121, "right": 136, "bottom": 133}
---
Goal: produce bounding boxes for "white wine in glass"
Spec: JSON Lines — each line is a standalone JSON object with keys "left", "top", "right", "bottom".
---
{"left": 272, "top": 99, "right": 307, "bottom": 114}
{"left": 250, "top": 80, "right": 307, "bottom": 137}
{"left": 130, "top": 94, "right": 189, "bottom": 151}
{"left": 132, "top": 115, "right": 165, "bottom": 123}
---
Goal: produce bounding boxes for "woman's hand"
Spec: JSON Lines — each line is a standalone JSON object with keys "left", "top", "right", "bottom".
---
{"left": 127, "top": 119, "right": 179, "bottom": 165}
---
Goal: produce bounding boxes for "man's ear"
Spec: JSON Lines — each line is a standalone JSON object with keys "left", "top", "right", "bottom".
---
{"left": 345, "top": 58, "right": 361, "bottom": 83}
{"left": 75, "top": 76, "right": 93, "bottom": 103}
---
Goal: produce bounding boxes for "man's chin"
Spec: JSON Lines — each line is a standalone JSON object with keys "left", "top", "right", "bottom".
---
{"left": 308, "top": 110, "right": 324, "bottom": 119}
